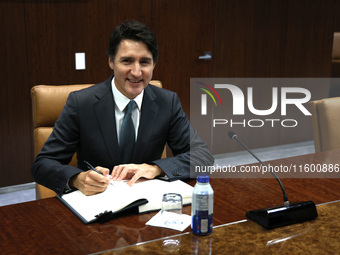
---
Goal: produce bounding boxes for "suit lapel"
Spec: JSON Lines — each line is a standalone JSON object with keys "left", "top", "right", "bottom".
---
{"left": 92, "top": 81, "right": 159, "bottom": 164}
{"left": 93, "top": 77, "right": 121, "bottom": 163}
{"left": 133, "top": 85, "right": 158, "bottom": 162}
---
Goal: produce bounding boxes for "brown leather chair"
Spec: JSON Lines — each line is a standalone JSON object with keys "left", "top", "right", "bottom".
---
{"left": 330, "top": 33, "right": 340, "bottom": 97}
{"left": 309, "top": 97, "right": 340, "bottom": 152}
{"left": 31, "top": 80, "right": 165, "bottom": 199}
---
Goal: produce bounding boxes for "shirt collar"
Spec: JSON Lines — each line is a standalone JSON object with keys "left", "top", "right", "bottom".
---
{"left": 111, "top": 77, "right": 144, "bottom": 112}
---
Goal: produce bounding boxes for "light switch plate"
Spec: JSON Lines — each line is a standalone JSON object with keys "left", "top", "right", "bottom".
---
{"left": 75, "top": 52, "right": 86, "bottom": 70}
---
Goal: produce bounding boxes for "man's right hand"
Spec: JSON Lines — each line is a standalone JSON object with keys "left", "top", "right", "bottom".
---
{"left": 69, "top": 166, "right": 110, "bottom": 196}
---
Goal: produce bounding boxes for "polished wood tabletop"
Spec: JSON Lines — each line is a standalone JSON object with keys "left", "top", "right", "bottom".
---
{"left": 101, "top": 200, "right": 340, "bottom": 254}
{"left": 0, "top": 150, "right": 339, "bottom": 254}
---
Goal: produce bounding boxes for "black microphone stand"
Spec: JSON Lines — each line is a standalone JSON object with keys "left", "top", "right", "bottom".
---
{"left": 228, "top": 131, "right": 318, "bottom": 229}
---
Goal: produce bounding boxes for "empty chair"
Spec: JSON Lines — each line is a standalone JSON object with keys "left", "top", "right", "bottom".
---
{"left": 309, "top": 97, "right": 340, "bottom": 152}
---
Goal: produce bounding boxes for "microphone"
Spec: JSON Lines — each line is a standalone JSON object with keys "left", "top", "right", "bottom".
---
{"left": 228, "top": 130, "right": 318, "bottom": 229}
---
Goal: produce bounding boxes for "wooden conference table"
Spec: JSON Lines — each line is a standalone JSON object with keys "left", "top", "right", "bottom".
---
{"left": 1, "top": 150, "right": 339, "bottom": 254}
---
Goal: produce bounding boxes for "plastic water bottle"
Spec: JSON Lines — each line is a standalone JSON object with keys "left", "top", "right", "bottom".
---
{"left": 191, "top": 175, "right": 214, "bottom": 235}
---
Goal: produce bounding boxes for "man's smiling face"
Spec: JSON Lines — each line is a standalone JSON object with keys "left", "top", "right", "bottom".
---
{"left": 109, "top": 39, "right": 156, "bottom": 99}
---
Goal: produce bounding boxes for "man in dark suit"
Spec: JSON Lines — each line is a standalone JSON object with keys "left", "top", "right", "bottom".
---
{"left": 31, "top": 20, "right": 213, "bottom": 196}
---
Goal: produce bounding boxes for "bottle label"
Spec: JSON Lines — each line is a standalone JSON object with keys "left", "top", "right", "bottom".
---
{"left": 192, "top": 214, "right": 213, "bottom": 235}
{"left": 194, "top": 194, "right": 213, "bottom": 214}
{"left": 200, "top": 219, "right": 208, "bottom": 233}
{"left": 192, "top": 193, "right": 213, "bottom": 235}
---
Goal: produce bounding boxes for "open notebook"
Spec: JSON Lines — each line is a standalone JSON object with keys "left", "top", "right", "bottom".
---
{"left": 57, "top": 179, "right": 193, "bottom": 224}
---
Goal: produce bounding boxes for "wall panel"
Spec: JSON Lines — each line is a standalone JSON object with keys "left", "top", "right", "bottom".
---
{"left": 0, "top": 1, "right": 33, "bottom": 187}
{"left": 24, "top": 0, "right": 116, "bottom": 85}
{"left": 149, "top": 0, "right": 215, "bottom": 116}
{"left": 209, "top": 0, "right": 335, "bottom": 155}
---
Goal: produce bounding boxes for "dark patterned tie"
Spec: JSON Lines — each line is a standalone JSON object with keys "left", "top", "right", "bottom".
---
{"left": 119, "top": 100, "right": 136, "bottom": 163}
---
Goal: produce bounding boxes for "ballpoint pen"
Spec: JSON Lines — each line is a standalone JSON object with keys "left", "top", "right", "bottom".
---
{"left": 84, "top": 160, "right": 114, "bottom": 186}
{"left": 84, "top": 160, "right": 103, "bottom": 175}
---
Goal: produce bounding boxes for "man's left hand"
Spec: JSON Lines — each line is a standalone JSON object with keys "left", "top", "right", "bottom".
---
{"left": 111, "top": 163, "right": 163, "bottom": 186}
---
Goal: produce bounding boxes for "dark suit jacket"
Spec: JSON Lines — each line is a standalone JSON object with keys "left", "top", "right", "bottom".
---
{"left": 31, "top": 76, "right": 214, "bottom": 195}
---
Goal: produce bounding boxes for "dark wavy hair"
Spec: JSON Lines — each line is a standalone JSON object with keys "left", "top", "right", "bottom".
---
{"left": 107, "top": 20, "right": 158, "bottom": 63}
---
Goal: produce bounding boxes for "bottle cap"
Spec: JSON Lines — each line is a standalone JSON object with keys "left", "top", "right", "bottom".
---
{"left": 197, "top": 175, "right": 209, "bottom": 183}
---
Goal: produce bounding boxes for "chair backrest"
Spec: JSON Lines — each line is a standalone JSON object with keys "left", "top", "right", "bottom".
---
{"left": 309, "top": 97, "right": 340, "bottom": 152}
{"left": 31, "top": 80, "right": 164, "bottom": 199}
{"left": 330, "top": 33, "right": 340, "bottom": 97}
